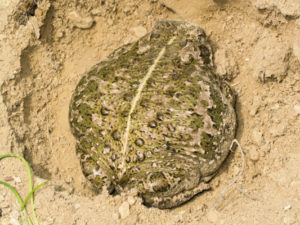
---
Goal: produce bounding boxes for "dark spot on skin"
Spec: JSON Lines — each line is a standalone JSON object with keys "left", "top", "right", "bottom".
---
{"left": 175, "top": 93, "right": 182, "bottom": 98}
{"left": 99, "top": 130, "right": 106, "bottom": 137}
{"left": 148, "top": 120, "right": 157, "bottom": 128}
{"left": 172, "top": 58, "right": 183, "bottom": 69}
{"left": 140, "top": 99, "right": 150, "bottom": 108}
{"left": 179, "top": 38, "right": 188, "bottom": 47}
{"left": 149, "top": 172, "right": 169, "bottom": 192}
{"left": 137, "top": 151, "right": 145, "bottom": 161}
{"left": 157, "top": 112, "right": 164, "bottom": 121}
{"left": 109, "top": 164, "right": 115, "bottom": 170}
{"left": 167, "top": 123, "right": 176, "bottom": 132}
{"left": 150, "top": 33, "right": 160, "bottom": 39}
{"left": 103, "top": 145, "right": 111, "bottom": 154}
{"left": 82, "top": 161, "right": 97, "bottom": 175}
{"left": 147, "top": 78, "right": 156, "bottom": 88}
{"left": 197, "top": 31, "right": 206, "bottom": 41}
{"left": 184, "top": 54, "right": 195, "bottom": 65}
{"left": 190, "top": 113, "right": 204, "bottom": 132}
{"left": 132, "top": 155, "right": 138, "bottom": 163}
{"left": 101, "top": 107, "right": 110, "bottom": 116}
{"left": 112, "top": 154, "right": 118, "bottom": 161}
{"left": 165, "top": 87, "right": 176, "bottom": 97}
{"left": 146, "top": 151, "right": 153, "bottom": 157}
{"left": 135, "top": 138, "right": 145, "bottom": 147}
{"left": 178, "top": 133, "right": 193, "bottom": 141}
{"left": 132, "top": 112, "right": 138, "bottom": 119}
{"left": 131, "top": 81, "right": 140, "bottom": 88}
{"left": 166, "top": 141, "right": 172, "bottom": 150}
{"left": 123, "top": 93, "right": 133, "bottom": 101}
{"left": 0, "top": 208, "right": 2, "bottom": 217}
{"left": 201, "top": 132, "right": 217, "bottom": 153}
{"left": 172, "top": 148, "right": 180, "bottom": 153}
{"left": 134, "top": 167, "right": 141, "bottom": 173}
{"left": 112, "top": 130, "right": 121, "bottom": 141}
{"left": 121, "top": 110, "right": 129, "bottom": 117}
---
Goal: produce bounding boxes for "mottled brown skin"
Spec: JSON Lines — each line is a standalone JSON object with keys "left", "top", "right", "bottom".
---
{"left": 69, "top": 20, "right": 236, "bottom": 209}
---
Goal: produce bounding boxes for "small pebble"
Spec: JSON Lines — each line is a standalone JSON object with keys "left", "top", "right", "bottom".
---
{"left": 132, "top": 26, "right": 147, "bottom": 37}
{"left": 127, "top": 196, "right": 136, "bottom": 205}
{"left": 91, "top": 8, "right": 102, "bottom": 16}
{"left": 14, "top": 177, "right": 21, "bottom": 183}
{"left": 10, "top": 218, "right": 20, "bottom": 225}
{"left": 294, "top": 105, "right": 300, "bottom": 115}
{"left": 248, "top": 145, "right": 259, "bottom": 161}
{"left": 252, "top": 129, "right": 263, "bottom": 144}
{"left": 9, "top": 210, "right": 20, "bottom": 225}
{"left": 206, "top": 209, "right": 220, "bottom": 223}
{"left": 176, "top": 210, "right": 185, "bottom": 221}
{"left": 270, "top": 123, "right": 286, "bottom": 137}
{"left": 68, "top": 11, "right": 94, "bottom": 29}
{"left": 282, "top": 214, "right": 297, "bottom": 225}
{"left": 123, "top": 7, "right": 131, "bottom": 15}
{"left": 119, "top": 202, "right": 130, "bottom": 219}
{"left": 284, "top": 205, "right": 292, "bottom": 211}
{"left": 112, "top": 212, "right": 120, "bottom": 220}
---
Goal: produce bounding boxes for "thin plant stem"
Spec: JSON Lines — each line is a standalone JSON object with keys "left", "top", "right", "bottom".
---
{"left": 0, "top": 180, "right": 33, "bottom": 225}
{"left": 0, "top": 153, "right": 44, "bottom": 225}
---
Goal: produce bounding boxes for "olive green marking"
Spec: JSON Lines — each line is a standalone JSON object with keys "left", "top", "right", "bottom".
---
{"left": 200, "top": 132, "right": 220, "bottom": 160}
{"left": 190, "top": 113, "right": 204, "bottom": 132}
{"left": 207, "top": 84, "right": 226, "bottom": 129}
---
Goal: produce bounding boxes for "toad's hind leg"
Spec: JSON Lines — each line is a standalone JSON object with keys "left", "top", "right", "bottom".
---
{"left": 142, "top": 183, "right": 211, "bottom": 209}
{"left": 76, "top": 138, "right": 116, "bottom": 194}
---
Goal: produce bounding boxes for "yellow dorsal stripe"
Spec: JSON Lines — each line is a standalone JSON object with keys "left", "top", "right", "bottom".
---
{"left": 120, "top": 37, "right": 176, "bottom": 174}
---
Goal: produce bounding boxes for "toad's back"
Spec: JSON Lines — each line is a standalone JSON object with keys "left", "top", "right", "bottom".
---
{"left": 69, "top": 20, "right": 236, "bottom": 209}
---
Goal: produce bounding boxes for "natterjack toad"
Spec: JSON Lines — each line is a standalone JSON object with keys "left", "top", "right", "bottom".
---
{"left": 69, "top": 20, "right": 236, "bottom": 209}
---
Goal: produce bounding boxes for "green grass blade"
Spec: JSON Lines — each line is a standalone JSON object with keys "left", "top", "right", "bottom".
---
{"left": 0, "top": 180, "right": 33, "bottom": 225}
{"left": 0, "top": 153, "right": 42, "bottom": 225}
{"left": 0, "top": 180, "right": 24, "bottom": 205}
{"left": 21, "top": 182, "right": 46, "bottom": 211}
{"left": 0, "top": 154, "right": 34, "bottom": 195}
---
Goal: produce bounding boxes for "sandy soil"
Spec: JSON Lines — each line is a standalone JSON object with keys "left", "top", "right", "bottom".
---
{"left": 0, "top": 0, "right": 299, "bottom": 224}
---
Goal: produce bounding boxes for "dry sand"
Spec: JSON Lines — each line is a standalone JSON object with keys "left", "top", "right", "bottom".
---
{"left": 0, "top": 0, "right": 299, "bottom": 224}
